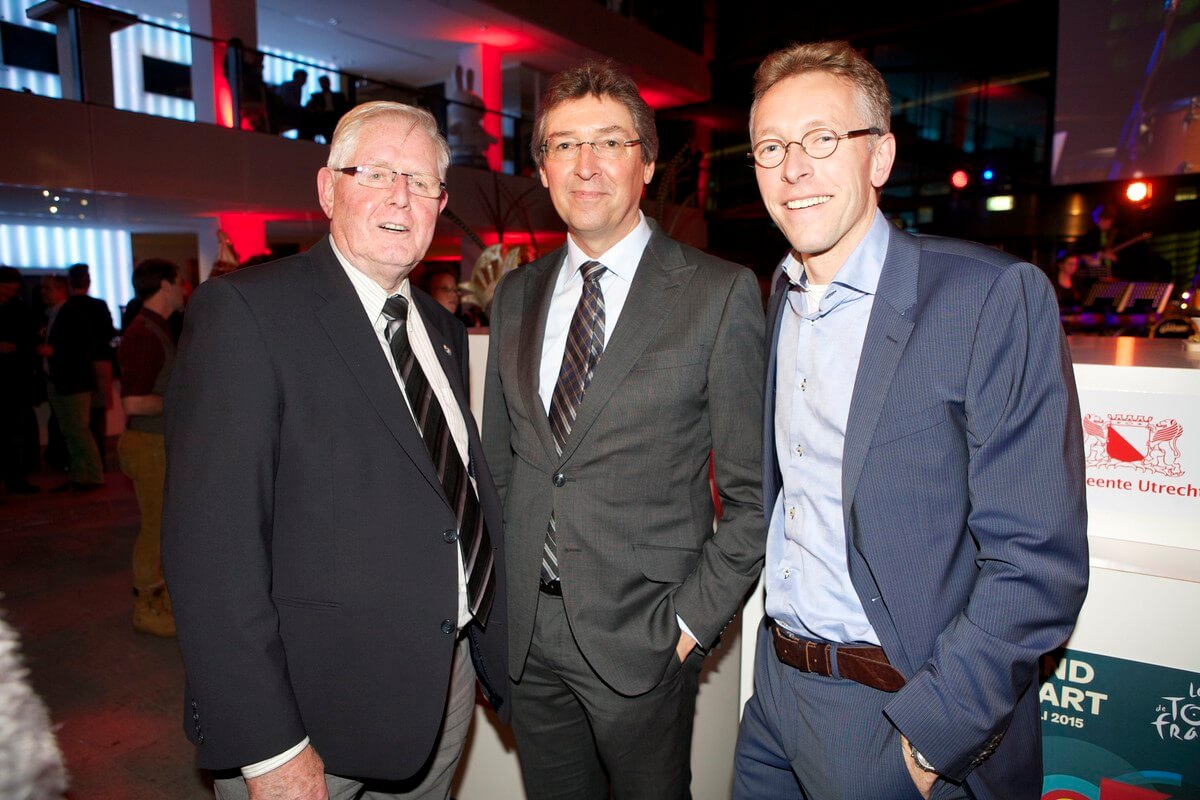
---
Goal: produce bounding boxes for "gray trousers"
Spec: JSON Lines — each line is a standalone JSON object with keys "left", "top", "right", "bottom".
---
{"left": 511, "top": 591, "right": 703, "bottom": 800}
{"left": 215, "top": 634, "right": 475, "bottom": 800}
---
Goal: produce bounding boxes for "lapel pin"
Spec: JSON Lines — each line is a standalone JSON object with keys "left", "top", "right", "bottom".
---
{"left": 442, "top": 344, "right": 452, "bottom": 356}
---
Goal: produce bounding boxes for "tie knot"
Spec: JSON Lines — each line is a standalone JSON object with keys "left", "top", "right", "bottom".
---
{"left": 580, "top": 260, "right": 606, "bottom": 284}
{"left": 382, "top": 294, "right": 409, "bottom": 323}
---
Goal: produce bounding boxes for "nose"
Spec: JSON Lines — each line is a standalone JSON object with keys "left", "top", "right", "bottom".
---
{"left": 574, "top": 144, "right": 599, "bottom": 179}
{"left": 385, "top": 176, "right": 412, "bottom": 206}
{"left": 779, "top": 142, "right": 813, "bottom": 183}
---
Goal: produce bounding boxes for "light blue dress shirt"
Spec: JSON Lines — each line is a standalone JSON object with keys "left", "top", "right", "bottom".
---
{"left": 765, "top": 210, "right": 891, "bottom": 645}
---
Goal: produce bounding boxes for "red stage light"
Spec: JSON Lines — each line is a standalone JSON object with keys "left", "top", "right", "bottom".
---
{"left": 950, "top": 170, "right": 970, "bottom": 189}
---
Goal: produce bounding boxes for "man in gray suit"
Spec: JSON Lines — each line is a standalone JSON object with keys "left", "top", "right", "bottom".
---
{"left": 483, "top": 60, "right": 766, "bottom": 800}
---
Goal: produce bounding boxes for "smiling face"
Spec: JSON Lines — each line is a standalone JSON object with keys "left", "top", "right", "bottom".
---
{"left": 538, "top": 94, "right": 655, "bottom": 258}
{"left": 318, "top": 116, "right": 447, "bottom": 292}
{"left": 752, "top": 71, "right": 895, "bottom": 283}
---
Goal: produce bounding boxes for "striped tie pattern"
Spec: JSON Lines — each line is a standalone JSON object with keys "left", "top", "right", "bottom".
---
{"left": 383, "top": 294, "right": 495, "bottom": 622}
{"left": 542, "top": 260, "right": 607, "bottom": 584}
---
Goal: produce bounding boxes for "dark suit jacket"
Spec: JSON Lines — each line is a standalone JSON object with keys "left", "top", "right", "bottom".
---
{"left": 46, "top": 295, "right": 111, "bottom": 394}
{"left": 763, "top": 226, "right": 1088, "bottom": 799}
{"left": 483, "top": 224, "right": 766, "bottom": 695}
{"left": 163, "top": 237, "right": 509, "bottom": 780}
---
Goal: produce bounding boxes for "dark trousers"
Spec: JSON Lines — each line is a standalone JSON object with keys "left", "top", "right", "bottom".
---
{"left": 733, "top": 622, "right": 972, "bottom": 800}
{"left": 510, "top": 592, "right": 702, "bottom": 800}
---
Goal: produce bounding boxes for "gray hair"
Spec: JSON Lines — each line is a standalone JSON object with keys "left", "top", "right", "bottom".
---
{"left": 532, "top": 59, "right": 659, "bottom": 168}
{"left": 327, "top": 101, "right": 451, "bottom": 178}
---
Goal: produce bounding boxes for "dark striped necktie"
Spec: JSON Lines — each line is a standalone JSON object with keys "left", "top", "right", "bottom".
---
{"left": 542, "top": 260, "right": 607, "bottom": 584}
{"left": 382, "top": 294, "right": 494, "bottom": 623}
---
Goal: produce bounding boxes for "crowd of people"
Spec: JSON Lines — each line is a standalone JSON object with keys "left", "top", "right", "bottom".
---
{"left": 2, "top": 40, "right": 1093, "bottom": 800}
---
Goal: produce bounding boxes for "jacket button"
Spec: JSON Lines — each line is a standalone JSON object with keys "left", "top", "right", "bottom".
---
{"left": 443, "top": 529, "right": 458, "bottom": 543}
{"left": 440, "top": 619, "right": 455, "bottom": 635}
{"left": 553, "top": 473, "right": 566, "bottom": 487}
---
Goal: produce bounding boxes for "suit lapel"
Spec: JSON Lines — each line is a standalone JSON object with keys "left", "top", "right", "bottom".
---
{"left": 309, "top": 239, "right": 446, "bottom": 502}
{"left": 555, "top": 229, "right": 694, "bottom": 464}
{"left": 841, "top": 226, "right": 920, "bottom": 516}
{"left": 517, "top": 248, "right": 565, "bottom": 463}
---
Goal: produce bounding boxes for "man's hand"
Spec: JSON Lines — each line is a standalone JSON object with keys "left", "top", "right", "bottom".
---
{"left": 675, "top": 630, "right": 698, "bottom": 663}
{"left": 246, "top": 745, "right": 328, "bottom": 800}
{"left": 900, "top": 735, "right": 938, "bottom": 799}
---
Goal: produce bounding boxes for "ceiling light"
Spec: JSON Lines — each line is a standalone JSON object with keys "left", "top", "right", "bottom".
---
{"left": 49, "top": 205, "right": 58, "bottom": 213}
{"left": 42, "top": 189, "right": 50, "bottom": 197}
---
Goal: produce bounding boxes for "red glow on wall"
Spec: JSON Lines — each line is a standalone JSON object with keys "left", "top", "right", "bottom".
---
{"left": 638, "top": 86, "right": 683, "bottom": 110}
{"left": 440, "top": 23, "right": 536, "bottom": 51}
{"left": 215, "top": 80, "right": 235, "bottom": 129}
{"left": 218, "top": 213, "right": 270, "bottom": 261}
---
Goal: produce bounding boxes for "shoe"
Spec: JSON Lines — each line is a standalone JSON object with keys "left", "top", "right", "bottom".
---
{"left": 133, "top": 583, "right": 176, "bottom": 638}
{"left": 4, "top": 480, "right": 40, "bottom": 494}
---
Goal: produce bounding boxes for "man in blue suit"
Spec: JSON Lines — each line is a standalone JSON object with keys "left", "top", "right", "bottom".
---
{"left": 732, "top": 41, "right": 1089, "bottom": 800}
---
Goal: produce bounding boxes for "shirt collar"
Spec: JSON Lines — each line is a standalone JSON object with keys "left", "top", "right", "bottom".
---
{"left": 781, "top": 208, "right": 890, "bottom": 296}
{"left": 564, "top": 211, "right": 651, "bottom": 282}
{"left": 330, "top": 237, "right": 412, "bottom": 327}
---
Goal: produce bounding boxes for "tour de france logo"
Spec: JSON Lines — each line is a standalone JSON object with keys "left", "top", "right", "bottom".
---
{"left": 1082, "top": 413, "right": 1185, "bottom": 478}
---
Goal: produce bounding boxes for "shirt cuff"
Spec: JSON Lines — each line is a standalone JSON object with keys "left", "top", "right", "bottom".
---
{"left": 241, "top": 737, "right": 309, "bottom": 779}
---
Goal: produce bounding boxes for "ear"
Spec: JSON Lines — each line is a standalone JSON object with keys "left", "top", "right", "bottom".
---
{"left": 642, "top": 158, "right": 656, "bottom": 185}
{"left": 317, "top": 167, "right": 336, "bottom": 219}
{"left": 870, "top": 132, "right": 896, "bottom": 190}
{"left": 538, "top": 162, "right": 549, "bottom": 189}
{"left": 438, "top": 189, "right": 449, "bottom": 215}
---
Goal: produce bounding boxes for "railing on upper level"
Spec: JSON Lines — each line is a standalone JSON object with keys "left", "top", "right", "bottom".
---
{"left": 0, "top": 1, "right": 536, "bottom": 176}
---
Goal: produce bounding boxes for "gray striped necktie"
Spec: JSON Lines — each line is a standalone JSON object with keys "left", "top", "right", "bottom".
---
{"left": 542, "top": 260, "right": 607, "bottom": 584}
{"left": 382, "top": 294, "right": 495, "bottom": 622}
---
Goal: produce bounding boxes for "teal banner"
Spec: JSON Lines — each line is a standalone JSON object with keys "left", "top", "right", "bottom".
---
{"left": 1040, "top": 649, "right": 1200, "bottom": 799}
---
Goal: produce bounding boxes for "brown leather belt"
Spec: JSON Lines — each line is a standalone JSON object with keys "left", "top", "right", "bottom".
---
{"left": 770, "top": 621, "right": 906, "bottom": 693}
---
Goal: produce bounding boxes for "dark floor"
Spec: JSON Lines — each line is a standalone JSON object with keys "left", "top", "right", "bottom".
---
{"left": 0, "top": 461, "right": 211, "bottom": 799}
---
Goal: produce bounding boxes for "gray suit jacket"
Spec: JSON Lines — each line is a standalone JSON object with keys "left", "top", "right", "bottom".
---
{"left": 483, "top": 224, "right": 766, "bottom": 695}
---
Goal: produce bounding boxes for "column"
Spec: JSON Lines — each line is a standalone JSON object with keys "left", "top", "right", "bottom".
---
{"left": 186, "top": 0, "right": 257, "bottom": 127}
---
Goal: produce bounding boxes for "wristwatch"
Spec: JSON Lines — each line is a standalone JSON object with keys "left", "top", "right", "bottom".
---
{"left": 909, "top": 742, "right": 938, "bottom": 773}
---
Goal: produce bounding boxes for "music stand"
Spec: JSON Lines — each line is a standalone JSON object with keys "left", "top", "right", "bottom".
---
{"left": 1118, "top": 282, "right": 1174, "bottom": 314}
{"left": 1081, "top": 281, "right": 1132, "bottom": 313}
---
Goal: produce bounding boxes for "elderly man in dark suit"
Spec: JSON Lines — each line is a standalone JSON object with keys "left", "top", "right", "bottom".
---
{"left": 483, "top": 60, "right": 765, "bottom": 800}
{"left": 164, "top": 101, "right": 508, "bottom": 800}
{"left": 733, "top": 41, "right": 1088, "bottom": 800}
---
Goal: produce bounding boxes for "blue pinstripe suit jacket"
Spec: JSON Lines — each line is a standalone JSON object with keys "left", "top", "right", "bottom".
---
{"left": 763, "top": 224, "right": 1089, "bottom": 799}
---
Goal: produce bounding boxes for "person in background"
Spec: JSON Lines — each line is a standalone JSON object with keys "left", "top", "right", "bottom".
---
{"left": 118, "top": 259, "right": 186, "bottom": 638}
{"left": 38, "top": 275, "right": 106, "bottom": 492}
{"left": 0, "top": 267, "right": 41, "bottom": 495}
{"left": 66, "top": 264, "right": 116, "bottom": 464}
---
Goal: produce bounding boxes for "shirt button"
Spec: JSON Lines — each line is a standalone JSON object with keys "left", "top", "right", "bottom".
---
{"left": 443, "top": 529, "right": 458, "bottom": 543}
{"left": 440, "top": 619, "right": 455, "bottom": 635}
{"left": 553, "top": 473, "right": 566, "bottom": 487}
{"left": 788, "top": 507, "right": 796, "bottom": 520}
{"left": 783, "top": 568, "right": 792, "bottom": 579}
{"left": 795, "top": 444, "right": 803, "bottom": 456}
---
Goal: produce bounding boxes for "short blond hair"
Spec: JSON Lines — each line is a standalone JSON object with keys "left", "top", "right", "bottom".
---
{"left": 750, "top": 41, "right": 891, "bottom": 135}
{"left": 327, "top": 101, "right": 450, "bottom": 177}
